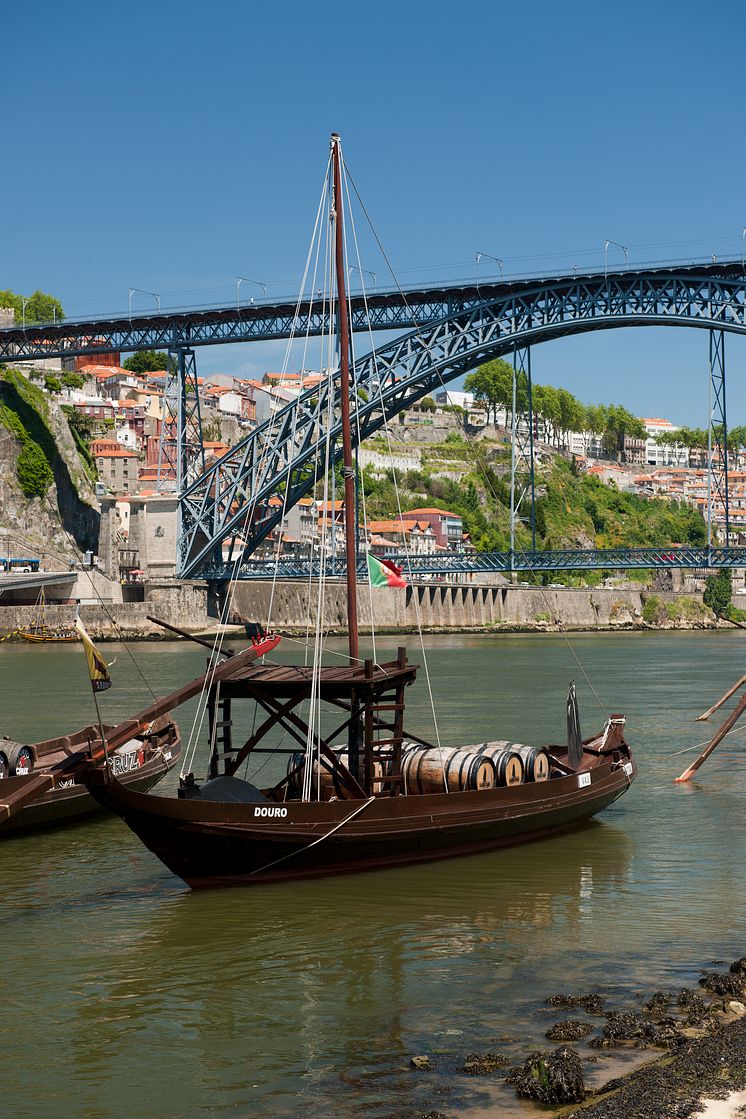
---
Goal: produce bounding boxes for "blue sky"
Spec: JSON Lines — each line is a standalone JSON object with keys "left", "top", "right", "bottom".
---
{"left": 4, "top": 0, "right": 745, "bottom": 425}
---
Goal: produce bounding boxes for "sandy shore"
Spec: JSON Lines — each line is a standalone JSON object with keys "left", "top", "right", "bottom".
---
{"left": 694, "top": 1090, "right": 746, "bottom": 1117}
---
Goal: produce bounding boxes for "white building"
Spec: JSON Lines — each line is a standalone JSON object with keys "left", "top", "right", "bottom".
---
{"left": 641, "top": 418, "right": 689, "bottom": 468}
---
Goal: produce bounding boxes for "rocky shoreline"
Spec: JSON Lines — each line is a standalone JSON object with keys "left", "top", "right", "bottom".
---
{"left": 408, "top": 958, "right": 746, "bottom": 1119}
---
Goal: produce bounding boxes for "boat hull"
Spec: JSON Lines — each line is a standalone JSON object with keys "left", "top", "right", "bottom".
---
{"left": 0, "top": 735, "right": 181, "bottom": 838}
{"left": 85, "top": 752, "right": 636, "bottom": 888}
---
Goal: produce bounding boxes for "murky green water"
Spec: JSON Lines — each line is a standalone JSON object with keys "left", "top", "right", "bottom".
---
{"left": 2, "top": 631, "right": 746, "bottom": 1118}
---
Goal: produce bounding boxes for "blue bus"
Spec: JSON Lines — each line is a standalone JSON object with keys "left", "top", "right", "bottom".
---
{"left": 0, "top": 558, "right": 41, "bottom": 573}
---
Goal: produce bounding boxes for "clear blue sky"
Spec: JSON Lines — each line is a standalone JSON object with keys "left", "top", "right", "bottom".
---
{"left": 5, "top": 0, "right": 745, "bottom": 425}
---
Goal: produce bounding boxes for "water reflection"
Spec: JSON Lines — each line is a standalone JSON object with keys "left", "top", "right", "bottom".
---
{"left": 3, "top": 632, "right": 746, "bottom": 1117}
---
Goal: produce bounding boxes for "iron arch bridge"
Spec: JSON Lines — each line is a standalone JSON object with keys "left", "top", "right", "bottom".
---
{"left": 177, "top": 262, "right": 746, "bottom": 579}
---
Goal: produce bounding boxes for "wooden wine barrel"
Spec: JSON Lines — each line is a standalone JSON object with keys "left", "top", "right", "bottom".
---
{"left": 473, "top": 744, "right": 524, "bottom": 786}
{"left": 476, "top": 740, "right": 550, "bottom": 782}
{"left": 0, "top": 741, "right": 34, "bottom": 778}
{"left": 514, "top": 744, "right": 551, "bottom": 782}
{"left": 401, "top": 744, "right": 495, "bottom": 795}
{"left": 287, "top": 752, "right": 385, "bottom": 799}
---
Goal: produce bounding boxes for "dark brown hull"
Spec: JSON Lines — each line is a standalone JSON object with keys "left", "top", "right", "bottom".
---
{"left": 0, "top": 733, "right": 181, "bottom": 838}
{"left": 85, "top": 749, "right": 636, "bottom": 888}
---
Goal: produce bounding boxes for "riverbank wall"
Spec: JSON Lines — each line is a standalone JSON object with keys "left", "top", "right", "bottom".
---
{"left": 0, "top": 579, "right": 718, "bottom": 638}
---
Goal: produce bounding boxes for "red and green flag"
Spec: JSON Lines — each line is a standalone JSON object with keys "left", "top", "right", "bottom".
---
{"left": 367, "top": 552, "right": 407, "bottom": 589}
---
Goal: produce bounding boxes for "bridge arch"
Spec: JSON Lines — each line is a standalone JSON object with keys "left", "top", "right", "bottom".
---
{"left": 178, "top": 268, "right": 746, "bottom": 576}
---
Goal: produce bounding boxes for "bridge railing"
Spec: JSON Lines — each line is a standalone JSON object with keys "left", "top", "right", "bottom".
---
{"left": 2, "top": 254, "right": 744, "bottom": 332}
{"left": 200, "top": 546, "right": 746, "bottom": 581}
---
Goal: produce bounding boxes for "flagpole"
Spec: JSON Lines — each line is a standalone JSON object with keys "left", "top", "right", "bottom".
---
{"left": 90, "top": 685, "right": 110, "bottom": 764}
{"left": 75, "top": 617, "right": 113, "bottom": 765}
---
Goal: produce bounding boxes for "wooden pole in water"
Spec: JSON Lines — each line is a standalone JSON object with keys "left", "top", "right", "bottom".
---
{"left": 696, "top": 673, "right": 746, "bottom": 721}
{"left": 675, "top": 690, "right": 746, "bottom": 782}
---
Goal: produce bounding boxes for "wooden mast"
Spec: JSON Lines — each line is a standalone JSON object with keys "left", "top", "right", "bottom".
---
{"left": 331, "top": 132, "right": 359, "bottom": 665}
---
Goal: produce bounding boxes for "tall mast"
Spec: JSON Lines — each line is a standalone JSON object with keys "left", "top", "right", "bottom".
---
{"left": 331, "top": 133, "right": 359, "bottom": 664}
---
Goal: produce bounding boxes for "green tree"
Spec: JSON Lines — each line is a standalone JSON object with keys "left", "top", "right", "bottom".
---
{"left": 703, "top": 570, "right": 732, "bottom": 616}
{"left": 61, "top": 372, "right": 85, "bottom": 390}
{"left": 465, "top": 358, "right": 514, "bottom": 424}
{"left": 43, "top": 374, "right": 62, "bottom": 394}
{"left": 0, "top": 288, "right": 64, "bottom": 325}
{"left": 602, "top": 404, "right": 647, "bottom": 462}
{"left": 533, "top": 383, "right": 560, "bottom": 444}
{"left": 122, "top": 350, "right": 169, "bottom": 374}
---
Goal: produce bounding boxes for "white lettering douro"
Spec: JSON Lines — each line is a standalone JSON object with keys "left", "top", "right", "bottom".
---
{"left": 254, "top": 806, "right": 288, "bottom": 818}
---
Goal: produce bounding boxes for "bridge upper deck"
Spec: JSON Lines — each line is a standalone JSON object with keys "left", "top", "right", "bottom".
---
{"left": 1, "top": 257, "right": 744, "bottom": 362}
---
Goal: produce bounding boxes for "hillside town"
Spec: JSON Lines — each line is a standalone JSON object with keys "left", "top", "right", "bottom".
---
{"left": 1, "top": 341, "right": 741, "bottom": 583}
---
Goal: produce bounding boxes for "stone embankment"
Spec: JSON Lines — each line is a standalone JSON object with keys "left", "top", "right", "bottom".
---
{"left": 232, "top": 580, "right": 714, "bottom": 634}
{"left": 0, "top": 580, "right": 718, "bottom": 640}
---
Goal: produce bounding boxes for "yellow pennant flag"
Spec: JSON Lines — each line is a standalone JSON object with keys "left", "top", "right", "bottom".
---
{"left": 75, "top": 618, "right": 112, "bottom": 693}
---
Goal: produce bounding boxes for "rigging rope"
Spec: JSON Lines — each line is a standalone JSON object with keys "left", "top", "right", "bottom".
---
{"left": 345, "top": 167, "right": 609, "bottom": 720}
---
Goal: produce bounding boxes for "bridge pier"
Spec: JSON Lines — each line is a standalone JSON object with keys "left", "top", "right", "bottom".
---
{"left": 709, "top": 329, "right": 730, "bottom": 544}
{"left": 509, "top": 345, "right": 536, "bottom": 565}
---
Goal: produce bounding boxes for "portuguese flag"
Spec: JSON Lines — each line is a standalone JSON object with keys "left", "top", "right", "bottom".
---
{"left": 367, "top": 552, "right": 407, "bottom": 588}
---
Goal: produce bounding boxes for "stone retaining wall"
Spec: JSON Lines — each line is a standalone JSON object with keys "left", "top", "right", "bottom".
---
{"left": 0, "top": 580, "right": 717, "bottom": 639}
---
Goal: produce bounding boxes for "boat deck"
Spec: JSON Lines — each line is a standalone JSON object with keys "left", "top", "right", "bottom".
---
{"left": 221, "top": 655, "right": 419, "bottom": 699}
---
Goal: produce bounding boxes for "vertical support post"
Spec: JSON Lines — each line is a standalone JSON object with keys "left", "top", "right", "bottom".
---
{"left": 509, "top": 345, "right": 536, "bottom": 569}
{"left": 157, "top": 348, "right": 205, "bottom": 493}
{"left": 156, "top": 352, "right": 178, "bottom": 493}
{"left": 176, "top": 348, "right": 205, "bottom": 493}
{"left": 708, "top": 330, "right": 729, "bottom": 546}
{"left": 169, "top": 348, "right": 206, "bottom": 576}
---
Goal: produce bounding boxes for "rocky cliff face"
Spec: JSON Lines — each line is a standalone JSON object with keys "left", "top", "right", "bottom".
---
{"left": 0, "top": 369, "right": 99, "bottom": 561}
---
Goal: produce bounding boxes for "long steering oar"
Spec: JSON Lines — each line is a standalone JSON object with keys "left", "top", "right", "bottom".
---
{"left": 675, "top": 689, "right": 746, "bottom": 782}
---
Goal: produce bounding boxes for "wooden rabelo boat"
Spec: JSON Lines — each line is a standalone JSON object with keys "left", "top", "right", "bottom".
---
{"left": 0, "top": 715, "right": 181, "bottom": 838}
{"left": 0, "top": 135, "right": 636, "bottom": 884}
{"left": 82, "top": 654, "right": 635, "bottom": 888}
{"left": 16, "top": 587, "right": 77, "bottom": 643}
{"left": 76, "top": 135, "right": 636, "bottom": 888}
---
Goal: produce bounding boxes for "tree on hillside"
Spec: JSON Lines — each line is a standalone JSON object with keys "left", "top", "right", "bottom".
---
{"left": 703, "top": 569, "right": 732, "bottom": 616}
{"left": 0, "top": 288, "right": 65, "bottom": 324}
{"left": 601, "top": 404, "right": 647, "bottom": 462}
{"left": 122, "top": 350, "right": 170, "bottom": 374}
{"left": 533, "top": 384, "right": 560, "bottom": 444}
{"left": 656, "top": 426, "right": 707, "bottom": 451}
{"left": 465, "top": 359, "right": 515, "bottom": 424}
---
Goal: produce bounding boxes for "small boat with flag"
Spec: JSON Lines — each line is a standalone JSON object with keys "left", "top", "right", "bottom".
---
{"left": 14, "top": 587, "right": 77, "bottom": 643}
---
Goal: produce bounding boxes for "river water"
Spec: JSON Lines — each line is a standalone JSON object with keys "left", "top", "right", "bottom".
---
{"left": 2, "top": 630, "right": 746, "bottom": 1118}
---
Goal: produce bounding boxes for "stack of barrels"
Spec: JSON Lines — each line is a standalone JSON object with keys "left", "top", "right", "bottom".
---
{"left": 400, "top": 740, "right": 550, "bottom": 795}
{"left": 287, "top": 752, "right": 385, "bottom": 800}
{"left": 287, "top": 741, "right": 552, "bottom": 799}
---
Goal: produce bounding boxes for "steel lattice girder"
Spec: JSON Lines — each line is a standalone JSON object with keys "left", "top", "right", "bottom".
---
{"left": 1, "top": 261, "right": 746, "bottom": 362}
{"left": 510, "top": 345, "right": 535, "bottom": 552}
{"left": 709, "top": 330, "right": 729, "bottom": 540}
{"left": 177, "top": 267, "right": 746, "bottom": 577}
{"left": 200, "top": 546, "right": 746, "bottom": 580}
{"left": 157, "top": 349, "right": 205, "bottom": 492}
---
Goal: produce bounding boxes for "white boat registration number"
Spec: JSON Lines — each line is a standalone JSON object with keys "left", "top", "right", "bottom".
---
{"left": 577, "top": 773, "right": 591, "bottom": 788}
{"left": 623, "top": 762, "right": 633, "bottom": 776}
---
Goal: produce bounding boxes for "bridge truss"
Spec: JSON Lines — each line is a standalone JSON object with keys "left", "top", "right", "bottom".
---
{"left": 4, "top": 261, "right": 745, "bottom": 580}
{"left": 233, "top": 546, "right": 746, "bottom": 580}
{"left": 176, "top": 263, "right": 746, "bottom": 578}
